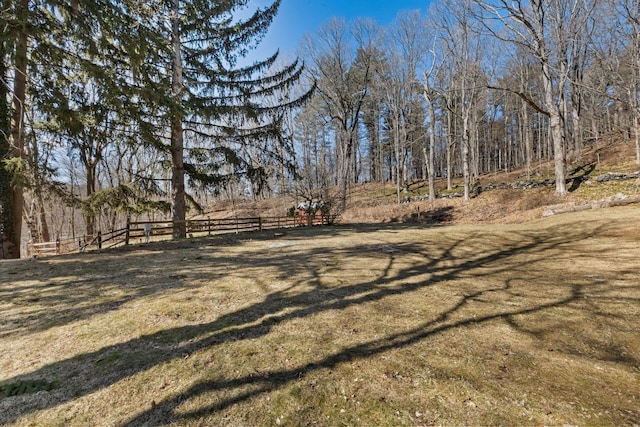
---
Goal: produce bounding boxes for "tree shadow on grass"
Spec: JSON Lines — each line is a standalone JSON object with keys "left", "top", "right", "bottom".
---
{"left": 567, "top": 162, "right": 596, "bottom": 192}
{"left": 0, "top": 227, "right": 344, "bottom": 339}
{"left": 0, "top": 222, "right": 629, "bottom": 425}
{"left": 0, "top": 244, "right": 234, "bottom": 339}
{"left": 123, "top": 282, "right": 584, "bottom": 425}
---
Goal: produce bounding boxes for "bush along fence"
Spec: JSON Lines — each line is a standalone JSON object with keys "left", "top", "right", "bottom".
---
{"left": 25, "top": 212, "right": 339, "bottom": 258}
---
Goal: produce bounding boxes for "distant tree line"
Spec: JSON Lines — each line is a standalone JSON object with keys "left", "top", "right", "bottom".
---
{"left": 1, "top": 0, "right": 638, "bottom": 258}
{"left": 296, "top": 0, "right": 639, "bottom": 206}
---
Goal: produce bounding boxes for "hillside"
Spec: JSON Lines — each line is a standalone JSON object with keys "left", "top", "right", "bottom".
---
{"left": 201, "top": 135, "right": 640, "bottom": 226}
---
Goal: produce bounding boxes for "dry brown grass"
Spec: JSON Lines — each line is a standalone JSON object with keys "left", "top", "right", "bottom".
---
{"left": 1, "top": 203, "right": 639, "bottom": 426}
{"left": 339, "top": 178, "right": 639, "bottom": 227}
{"left": 339, "top": 136, "right": 639, "bottom": 227}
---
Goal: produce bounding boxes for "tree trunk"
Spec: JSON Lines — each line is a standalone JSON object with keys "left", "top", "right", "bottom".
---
{"left": 0, "top": 37, "right": 13, "bottom": 258}
{"left": 4, "top": 0, "right": 29, "bottom": 258}
{"left": 633, "top": 51, "right": 640, "bottom": 165}
{"left": 85, "top": 160, "right": 97, "bottom": 237}
{"left": 522, "top": 99, "right": 532, "bottom": 179}
{"left": 446, "top": 109, "right": 453, "bottom": 190}
{"left": 462, "top": 114, "right": 471, "bottom": 201}
{"left": 634, "top": 114, "right": 640, "bottom": 165}
{"left": 394, "top": 119, "right": 401, "bottom": 204}
{"left": 636, "top": 24, "right": 640, "bottom": 165}
{"left": 39, "top": 202, "right": 50, "bottom": 242}
{"left": 541, "top": 59, "right": 567, "bottom": 195}
{"left": 171, "top": 0, "right": 186, "bottom": 239}
{"left": 426, "top": 100, "right": 436, "bottom": 202}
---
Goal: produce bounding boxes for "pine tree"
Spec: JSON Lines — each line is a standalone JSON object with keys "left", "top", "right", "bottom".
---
{"left": 159, "top": 0, "right": 311, "bottom": 238}
{"left": 0, "top": 0, "right": 28, "bottom": 259}
{"left": 0, "top": 0, "right": 171, "bottom": 257}
{"left": 34, "top": 0, "right": 170, "bottom": 238}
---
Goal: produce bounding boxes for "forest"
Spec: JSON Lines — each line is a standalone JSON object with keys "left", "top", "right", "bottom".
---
{"left": 1, "top": 0, "right": 639, "bottom": 259}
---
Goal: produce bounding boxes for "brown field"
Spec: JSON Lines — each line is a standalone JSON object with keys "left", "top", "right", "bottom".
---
{"left": 1, "top": 201, "right": 639, "bottom": 426}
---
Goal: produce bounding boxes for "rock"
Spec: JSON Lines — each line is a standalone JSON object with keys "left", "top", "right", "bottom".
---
{"left": 543, "top": 193, "right": 640, "bottom": 217}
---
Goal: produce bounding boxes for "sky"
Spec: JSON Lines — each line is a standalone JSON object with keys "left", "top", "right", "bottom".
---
{"left": 253, "top": 0, "right": 433, "bottom": 60}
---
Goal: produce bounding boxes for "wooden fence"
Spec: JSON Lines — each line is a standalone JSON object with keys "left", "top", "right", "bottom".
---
{"left": 25, "top": 213, "right": 339, "bottom": 258}
{"left": 26, "top": 238, "right": 84, "bottom": 258}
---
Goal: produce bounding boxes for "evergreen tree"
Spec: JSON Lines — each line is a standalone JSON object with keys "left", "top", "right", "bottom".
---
{"left": 34, "top": 0, "right": 170, "bottom": 238}
{"left": 158, "top": 0, "right": 311, "bottom": 238}
{"left": 0, "top": 0, "right": 29, "bottom": 259}
{"left": 0, "top": 0, "right": 171, "bottom": 256}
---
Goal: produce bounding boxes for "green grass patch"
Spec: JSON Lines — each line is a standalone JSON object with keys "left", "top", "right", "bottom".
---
{"left": 0, "top": 379, "right": 59, "bottom": 398}
{"left": 95, "top": 352, "right": 121, "bottom": 367}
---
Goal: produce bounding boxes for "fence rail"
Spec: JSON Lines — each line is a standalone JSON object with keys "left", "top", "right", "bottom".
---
{"left": 26, "top": 238, "right": 82, "bottom": 258}
{"left": 25, "top": 213, "right": 339, "bottom": 258}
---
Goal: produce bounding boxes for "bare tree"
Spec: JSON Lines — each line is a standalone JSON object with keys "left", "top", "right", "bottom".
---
{"left": 614, "top": 0, "right": 640, "bottom": 164}
{"left": 302, "top": 18, "right": 379, "bottom": 211}
{"left": 360, "top": 47, "right": 387, "bottom": 184}
{"left": 434, "top": 0, "right": 487, "bottom": 201}
{"left": 474, "top": 0, "right": 601, "bottom": 196}
{"left": 378, "top": 10, "right": 430, "bottom": 204}
{"left": 423, "top": 41, "right": 444, "bottom": 201}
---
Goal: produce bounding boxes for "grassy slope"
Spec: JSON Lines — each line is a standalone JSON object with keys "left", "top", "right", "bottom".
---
{"left": 339, "top": 136, "right": 640, "bottom": 226}
{"left": 1, "top": 203, "right": 639, "bottom": 426}
{"left": 204, "top": 136, "right": 639, "bottom": 226}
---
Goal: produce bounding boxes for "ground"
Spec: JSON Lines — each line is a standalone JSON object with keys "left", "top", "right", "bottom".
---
{"left": 0, "top": 136, "right": 639, "bottom": 426}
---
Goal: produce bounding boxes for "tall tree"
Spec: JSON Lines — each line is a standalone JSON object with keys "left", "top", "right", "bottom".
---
{"left": 438, "top": 0, "right": 486, "bottom": 200}
{"left": 423, "top": 34, "right": 447, "bottom": 202}
{"left": 1, "top": 0, "right": 161, "bottom": 256}
{"left": 381, "top": 10, "right": 429, "bottom": 203}
{"left": 0, "top": 0, "right": 28, "bottom": 258}
{"left": 161, "top": 0, "right": 309, "bottom": 238}
{"left": 31, "top": 0, "right": 169, "bottom": 239}
{"left": 359, "top": 46, "right": 387, "bottom": 183}
{"left": 303, "top": 17, "right": 378, "bottom": 211}
{"left": 614, "top": 0, "right": 640, "bottom": 164}
{"left": 0, "top": 9, "right": 13, "bottom": 258}
{"left": 475, "top": 0, "right": 600, "bottom": 196}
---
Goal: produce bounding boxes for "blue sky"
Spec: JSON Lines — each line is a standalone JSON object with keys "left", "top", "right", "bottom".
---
{"left": 255, "top": 0, "right": 432, "bottom": 59}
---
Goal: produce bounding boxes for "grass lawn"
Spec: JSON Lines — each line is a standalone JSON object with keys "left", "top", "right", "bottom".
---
{"left": 1, "top": 205, "right": 639, "bottom": 426}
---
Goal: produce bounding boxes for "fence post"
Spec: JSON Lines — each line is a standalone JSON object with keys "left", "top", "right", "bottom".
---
{"left": 56, "top": 238, "right": 61, "bottom": 255}
{"left": 258, "top": 217, "right": 262, "bottom": 231}
{"left": 78, "top": 239, "right": 82, "bottom": 253}
{"left": 207, "top": 217, "right": 211, "bottom": 236}
{"left": 125, "top": 216, "right": 130, "bottom": 245}
{"left": 98, "top": 231, "right": 102, "bottom": 249}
